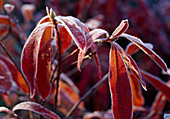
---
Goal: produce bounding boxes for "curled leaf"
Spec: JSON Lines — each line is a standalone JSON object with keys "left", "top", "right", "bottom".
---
{"left": 13, "top": 101, "right": 60, "bottom": 119}
{"left": 55, "top": 16, "right": 86, "bottom": 51}
{"left": 87, "top": 28, "right": 109, "bottom": 43}
{"left": 36, "top": 39, "right": 53, "bottom": 99}
{"left": 109, "top": 44, "right": 132, "bottom": 119}
{"left": 21, "top": 22, "right": 53, "bottom": 99}
{"left": 0, "top": 107, "right": 13, "bottom": 115}
{"left": 125, "top": 42, "right": 153, "bottom": 56}
{"left": 77, "top": 49, "right": 86, "bottom": 71}
{"left": 121, "top": 33, "right": 168, "bottom": 72}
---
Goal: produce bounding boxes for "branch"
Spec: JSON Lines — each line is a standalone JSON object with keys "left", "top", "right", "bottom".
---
{"left": 65, "top": 73, "right": 109, "bottom": 119}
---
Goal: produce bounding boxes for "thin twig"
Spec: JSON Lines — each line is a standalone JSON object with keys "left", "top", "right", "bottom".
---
{"left": 144, "top": 95, "right": 167, "bottom": 119}
{"left": 51, "top": 17, "right": 62, "bottom": 112}
{"left": 65, "top": 73, "right": 109, "bottom": 119}
{"left": 50, "top": 51, "right": 58, "bottom": 84}
{"left": 61, "top": 48, "right": 79, "bottom": 63}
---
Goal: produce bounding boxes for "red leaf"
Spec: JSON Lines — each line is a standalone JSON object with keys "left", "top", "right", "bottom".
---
{"left": 0, "top": 60, "right": 12, "bottom": 94}
{"left": 36, "top": 39, "right": 53, "bottom": 99}
{"left": 125, "top": 43, "right": 140, "bottom": 56}
{"left": 58, "top": 26, "right": 72, "bottom": 54}
{"left": 56, "top": 16, "right": 86, "bottom": 51}
{"left": 38, "top": 16, "right": 51, "bottom": 25}
{"left": 21, "top": 22, "right": 53, "bottom": 99}
{"left": 151, "top": 91, "right": 167, "bottom": 119}
{"left": 0, "top": 15, "right": 27, "bottom": 40}
{"left": 140, "top": 70, "right": 170, "bottom": 100}
{"left": 120, "top": 33, "right": 168, "bottom": 72}
{"left": 0, "top": 55, "right": 29, "bottom": 94}
{"left": 110, "top": 19, "right": 129, "bottom": 39}
{"left": 56, "top": 16, "right": 92, "bottom": 70}
{"left": 109, "top": 44, "right": 133, "bottom": 119}
{"left": 12, "top": 102, "right": 60, "bottom": 119}
{"left": 125, "top": 42, "right": 153, "bottom": 55}
{"left": 70, "top": 17, "right": 90, "bottom": 35}
{"left": 113, "top": 42, "right": 146, "bottom": 90}
{"left": 59, "top": 80, "right": 85, "bottom": 114}
{"left": 128, "top": 72, "right": 144, "bottom": 106}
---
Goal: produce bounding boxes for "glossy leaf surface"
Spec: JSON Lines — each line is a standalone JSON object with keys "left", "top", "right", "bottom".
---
{"left": 109, "top": 44, "right": 132, "bottom": 119}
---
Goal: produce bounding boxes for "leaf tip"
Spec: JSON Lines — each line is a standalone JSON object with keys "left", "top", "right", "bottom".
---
{"left": 141, "top": 81, "right": 147, "bottom": 91}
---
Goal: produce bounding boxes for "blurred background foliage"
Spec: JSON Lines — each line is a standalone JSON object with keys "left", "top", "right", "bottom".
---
{"left": 0, "top": 0, "right": 169, "bottom": 118}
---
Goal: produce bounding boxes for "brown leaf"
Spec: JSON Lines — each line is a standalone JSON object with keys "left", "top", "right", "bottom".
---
{"left": 109, "top": 44, "right": 132, "bottom": 119}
